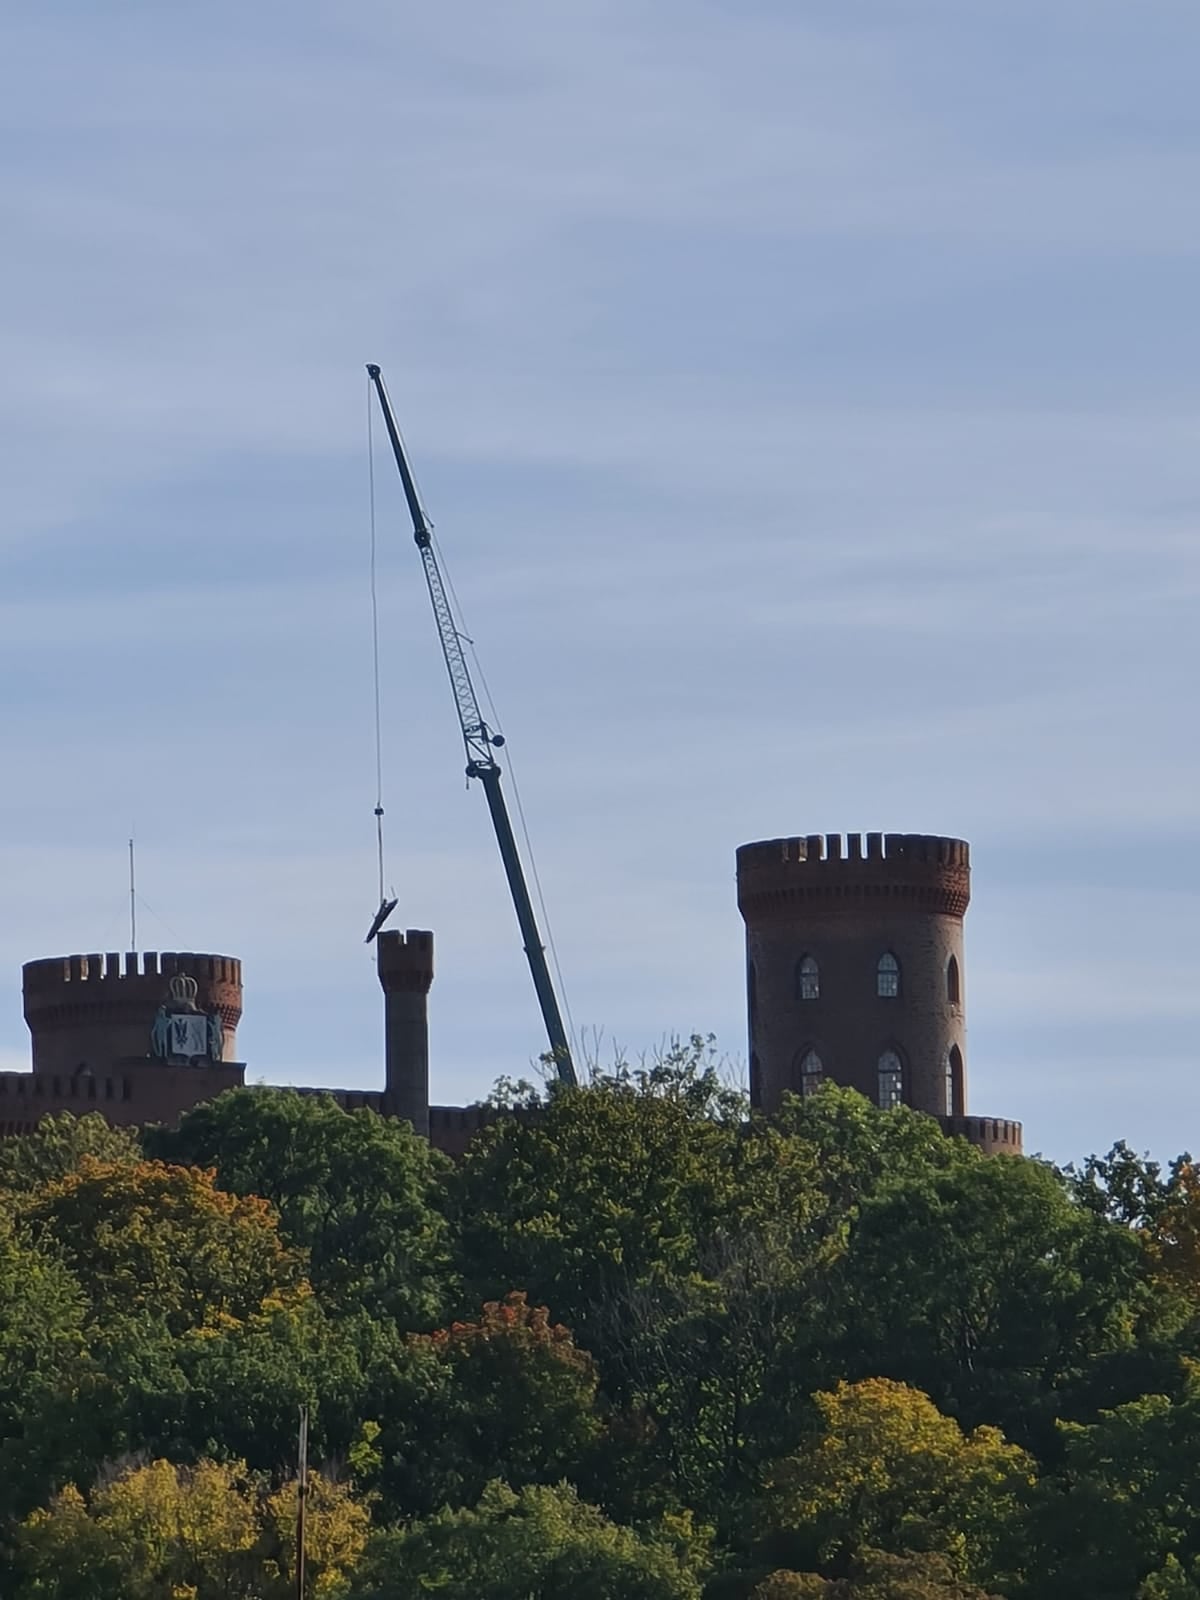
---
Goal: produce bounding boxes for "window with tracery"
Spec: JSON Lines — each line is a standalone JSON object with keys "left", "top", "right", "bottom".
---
{"left": 878, "top": 1048, "right": 904, "bottom": 1109}
{"left": 877, "top": 952, "right": 900, "bottom": 998}
{"left": 799, "top": 1049, "right": 824, "bottom": 1097}
{"left": 796, "top": 954, "right": 820, "bottom": 1001}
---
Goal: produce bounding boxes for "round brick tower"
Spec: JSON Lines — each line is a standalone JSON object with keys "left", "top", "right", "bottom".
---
{"left": 738, "top": 832, "right": 971, "bottom": 1120}
{"left": 23, "top": 951, "right": 242, "bottom": 1075}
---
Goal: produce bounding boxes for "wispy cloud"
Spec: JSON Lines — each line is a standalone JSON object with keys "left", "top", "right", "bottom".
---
{"left": 2, "top": 2, "right": 1199, "bottom": 1162}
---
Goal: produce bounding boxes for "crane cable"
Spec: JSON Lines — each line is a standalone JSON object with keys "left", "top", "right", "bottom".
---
{"left": 366, "top": 379, "right": 388, "bottom": 909}
{"left": 431, "top": 531, "right": 580, "bottom": 1067}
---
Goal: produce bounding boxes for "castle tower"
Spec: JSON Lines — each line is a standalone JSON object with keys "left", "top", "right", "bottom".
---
{"left": 376, "top": 929, "right": 434, "bottom": 1137}
{"left": 23, "top": 951, "right": 243, "bottom": 1075}
{"left": 737, "top": 832, "right": 1021, "bottom": 1153}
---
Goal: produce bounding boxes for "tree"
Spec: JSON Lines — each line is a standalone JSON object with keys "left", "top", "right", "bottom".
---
{"left": 371, "top": 1293, "right": 602, "bottom": 1518}
{"left": 1140, "top": 1556, "right": 1200, "bottom": 1600}
{"left": 20, "top": 1158, "right": 302, "bottom": 1335}
{"left": 762, "top": 1379, "right": 1032, "bottom": 1589}
{"left": 13, "top": 1457, "right": 370, "bottom": 1600}
{"left": 751, "top": 1550, "right": 1005, "bottom": 1598}
{"left": 261, "top": 1472, "right": 372, "bottom": 1599}
{"left": 1071, "top": 1141, "right": 1200, "bottom": 1304}
{"left": 116, "top": 1295, "right": 393, "bottom": 1477}
{"left": 0, "top": 1111, "right": 141, "bottom": 1192}
{"left": 348, "top": 1479, "right": 708, "bottom": 1600}
{"left": 148, "top": 1090, "right": 454, "bottom": 1328}
{"left": 453, "top": 1043, "right": 822, "bottom": 1351}
{"left": 0, "top": 1211, "right": 91, "bottom": 1520}
{"left": 452, "top": 1052, "right": 837, "bottom": 1529}
{"left": 1019, "top": 1374, "right": 1200, "bottom": 1600}
{"left": 825, "top": 1150, "right": 1151, "bottom": 1450}
{"left": 15, "top": 1459, "right": 260, "bottom": 1600}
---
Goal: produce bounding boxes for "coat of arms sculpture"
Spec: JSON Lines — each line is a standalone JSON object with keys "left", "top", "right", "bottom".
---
{"left": 150, "top": 973, "right": 224, "bottom": 1063}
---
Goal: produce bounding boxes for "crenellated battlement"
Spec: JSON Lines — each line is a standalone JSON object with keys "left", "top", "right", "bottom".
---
{"left": 737, "top": 832, "right": 971, "bottom": 920}
{"left": 738, "top": 833, "right": 969, "bottom": 871}
{"left": 376, "top": 929, "right": 434, "bottom": 995}
{"left": 23, "top": 952, "right": 242, "bottom": 993}
{"left": 939, "top": 1114, "right": 1023, "bottom": 1155}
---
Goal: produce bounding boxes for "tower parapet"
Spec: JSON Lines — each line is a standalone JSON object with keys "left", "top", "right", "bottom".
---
{"left": 737, "top": 833, "right": 970, "bottom": 919}
{"left": 23, "top": 951, "right": 242, "bottom": 1075}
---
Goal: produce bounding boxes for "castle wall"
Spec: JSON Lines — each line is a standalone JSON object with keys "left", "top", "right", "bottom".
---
{"left": 0, "top": 1057, "right": 245, "bottom": 1134}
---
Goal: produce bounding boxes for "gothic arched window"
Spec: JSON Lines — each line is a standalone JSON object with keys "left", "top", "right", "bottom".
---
{"left": 878, "top": 1048, "right": 904, "bottom": 1109}
{"left": 796, "top": 955, "right": 820, "bottom": 1002}
{"left": 798, "top": 1049, "right": 824, "bottom": 1098}
{"left": 947, "top": 955, "right": 961, "bottom": 1006}
{"left": 877, "top": 952, "right": 901, "bottom": 998}
{"left": 945, "top": 1044, "right": 964, "bottom": 1116}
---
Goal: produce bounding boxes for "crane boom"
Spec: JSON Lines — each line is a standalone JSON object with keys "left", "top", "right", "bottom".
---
{"left": 366, "top": 364, "right": 577, "bottom": 1086}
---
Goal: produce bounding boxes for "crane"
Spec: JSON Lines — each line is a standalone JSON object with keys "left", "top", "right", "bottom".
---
{"left": 365, "top": 363, "right": 578, "bottom": 1086}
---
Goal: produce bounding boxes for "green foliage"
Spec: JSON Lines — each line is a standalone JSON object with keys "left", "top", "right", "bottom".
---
{"left": 0, "top": 1211, "right": 90, "bottom": 1520}
{"left": 372, "top": 1292, "right": 603, "bottom": 1518}
{"left": 824, "top": 1144, "right": 1152, "bottom": 1450}
{"left": 1017, "top": 1370, "right": 1200, "bottom": 1600}
{"left": 0, "top": 1111, "right": 141, "bottom": 1192}
{"left": 455, "top": 1039, "right": 746, "bottom": 1313}
{"left": 9, "top": 1070, "right": 1200, "bottom": 1598}
{"left": 147, "top": 1089, "right": 454, "bottom": 1327}
{"left": 1140, "top": 1555, "right": 1200, "bottom": 1600}
{"left": 348, "top": 1479, "right": 709, "bottom": 1600}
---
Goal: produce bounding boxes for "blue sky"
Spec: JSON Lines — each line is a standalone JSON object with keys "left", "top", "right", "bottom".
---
{"left": 2, "top": 1, "right": 1199, "bottom": 1165}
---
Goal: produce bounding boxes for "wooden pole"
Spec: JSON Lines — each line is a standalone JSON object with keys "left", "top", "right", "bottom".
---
{"left": 296, "top": 1406, "right": 308, "bottom": 1600}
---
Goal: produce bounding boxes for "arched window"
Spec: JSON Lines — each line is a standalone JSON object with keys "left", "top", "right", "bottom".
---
{"left": 796, "top": 954, "right": 820, "bottom": 1002}
{"left": 798, "top": 1049, "right": 824, "bottom": 1098}
{"left": 878, "top": 1048, "right": 904, "bottom": 1109}
{"left": 877, "top": 952, "right": 900, "bottom": 998}
{"left": 945, "top": 1044, "right": 964, "bottom": 1116}
{"left": 947, "top": 955, "right": 960, "bottom": 1006}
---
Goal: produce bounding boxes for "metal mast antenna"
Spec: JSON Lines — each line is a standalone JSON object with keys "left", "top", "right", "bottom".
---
{"left": 365, "top": 363, "right": 577, "bottom": 1086}
{"left": 128, "top": 837, "right": 137, "bottom": 950}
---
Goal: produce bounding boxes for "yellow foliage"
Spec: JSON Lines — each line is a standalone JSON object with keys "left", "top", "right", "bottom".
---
{"left": 22, "top": 1158, "right": 304, "bottom": 1334}
{"left": 262, "top": 1473, "right": 372, "bottom": 1598}
{"left": 765, "top": 1378, "right": 1033, "bottom": 1581}
{"left": 18, "top": 1456, "right": 370, "bottom": 1600}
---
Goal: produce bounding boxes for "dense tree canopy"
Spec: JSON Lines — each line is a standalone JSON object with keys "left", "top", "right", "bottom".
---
{"left": 147, "top": 1089, "right": 454, "bottom": 1327}
{"left": 1, "top": 1075, "right": 1197, "bottom": 1597}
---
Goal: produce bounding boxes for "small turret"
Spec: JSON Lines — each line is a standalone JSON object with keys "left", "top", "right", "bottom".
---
{"left": 376, "top": 929, "right": 434, "bottom": 1137}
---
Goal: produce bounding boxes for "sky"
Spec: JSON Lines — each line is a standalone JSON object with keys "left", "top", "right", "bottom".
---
{"left": 2, "top": 0, "right": 1199, "bottom": 1166}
